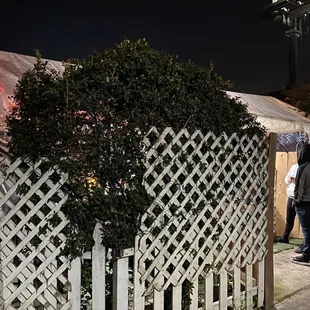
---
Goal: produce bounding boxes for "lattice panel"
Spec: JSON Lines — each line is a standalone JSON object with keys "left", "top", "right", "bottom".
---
{"left": 0, "top": 158, "right": 70, "bottom": 310}
{"left": 136, "top": 128, "right": 270, "bottom": 294}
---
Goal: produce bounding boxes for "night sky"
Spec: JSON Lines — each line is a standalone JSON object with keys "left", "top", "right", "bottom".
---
{"left": 2, "top": 0, "right": 310, "bottom": 94}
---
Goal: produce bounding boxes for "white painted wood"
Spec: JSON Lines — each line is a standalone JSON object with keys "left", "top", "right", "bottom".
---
{"left": 69, "top": 258, "right": 81, "bottom": 310}
{"left": 82, "top": 251, "right": 91, "bottom": 260}
{"left": 0, "top": 130, "right": 271, "bottom": 309}
{"left": 189, "top": 279, "right": 199, "bottom": 310}
{"left": 92, "top": 223, "right": 106, "bottom": 310}
{"left": 119, "top": 247, "right": 134, "bottom": 257}
{"left": 154, "top": 289, "right": 164, "bottom": 310}
{"left": 257, "top": 260, "right": 265, "bottom": 308}
{"left": 0, "top": 159, "right": 70, "bottom": 309}
{"left": 212, "top": 287, "right": 258, "bottom": 310}
{"left": 133, "top": 236, "right": 145, "bottom": 310}
{"left": 172, "top": 285, "right": 182, "bottom": 310}
{"left": 233, "top": 267, "right": 241, "bottom": 309}
{"left": 246, "top": 264, "right": 253, "bottom": 310}
{"left": 137, "top": 128, "right": 269, "bottom": 298}
{"left": 219, "top": 271, "right": 228, "bottom": 310}
{"left": 204, "top": 273, "right": 213, "bottom": 310}
{"left": 113, "top": 257, "right": 129, "bottom": 310}
{"left": 44, "top": 260, "right": 57, "bottom": 309}
{"left": 153, "top": 249, "right": 165, "bottom": 310}
{"left": 0, "top": 273, "right": 3, "bottom": 310}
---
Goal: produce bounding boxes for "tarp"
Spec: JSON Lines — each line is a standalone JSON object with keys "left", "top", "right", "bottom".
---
{"left": 0, "top": 50, "right": 64, "bottom": 152}
{"left": 0, "top": 50, "right": 64, "bottom": 116}
{"left": 277, "top": 132, "right": 305, "bottom": 152}
{"left": 1, "top": 50, "right": 310, "bottom": 153}
{"left": 226, "top": 91, "right": 310, "bottom": 134}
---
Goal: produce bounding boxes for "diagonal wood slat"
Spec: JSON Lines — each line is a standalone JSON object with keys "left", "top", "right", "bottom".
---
{"left": 0, "top": 159, "right": 71, "bottom": 309}
{"left": 136, "top": 127, "right": 270, "bottom": 295}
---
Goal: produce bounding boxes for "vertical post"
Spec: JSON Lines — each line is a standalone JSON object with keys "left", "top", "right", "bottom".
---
{"left": 265, "top": 132, "right": 276, "bottom": 310}
{"left": 0, "top": 185, "right": 4, "bottom": 310}
{"left": 133, "top": 236, "right": 145, "bottom": 310}
{"left": 172, "top": 286, "right": 182, "bottom": 310}
{"left": 219, "top": 271, "right": 228, "bottom": 309}
{"left": 0, "top": 265, "right": 3, "bottom": 310}
{"left": 113, "top": 256, "right": 129, "bottom": 310}
{"left": 92, "top": 223, "right": 106, "bottom": 310}
{"left": 204, "top": 273, "right": 213, "bottom": 310}
{"left": 189, "top": 279, "right": 199, "bottom": 310}
{"left": 69, "top": 258, "right": 82, "bottom": 310}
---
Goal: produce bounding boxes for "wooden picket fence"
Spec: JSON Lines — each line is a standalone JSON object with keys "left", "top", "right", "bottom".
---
{"left": 0, "top": 128, "right": 276, "bottom": 310}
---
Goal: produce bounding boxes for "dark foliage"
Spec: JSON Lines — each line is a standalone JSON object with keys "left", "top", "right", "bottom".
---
{"left": 7, "top": 39, "right": 264, "bottom": 257}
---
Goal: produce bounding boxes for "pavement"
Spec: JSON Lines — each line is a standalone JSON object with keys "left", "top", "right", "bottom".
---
{"left": 273, "top": 249, "right": 310, "bottom": 309}
{"left": 273, "top": 289, "right": 310, "bottom": 310}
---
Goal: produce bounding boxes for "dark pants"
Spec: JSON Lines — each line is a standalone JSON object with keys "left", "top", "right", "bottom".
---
{"left": 295, "top": 202, "right": 310, "bottom": 257}
{"left": 283, "top": 198, "right": 296, "bottom": 240}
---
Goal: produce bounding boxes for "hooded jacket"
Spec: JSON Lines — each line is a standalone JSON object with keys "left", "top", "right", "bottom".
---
{"left": 294, "top": 142, "right": 310, "bottom": 203}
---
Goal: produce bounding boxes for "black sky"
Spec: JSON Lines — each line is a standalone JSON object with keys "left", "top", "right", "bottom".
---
{"left": 2, "top": 0, "right": 310, "bottom": 94}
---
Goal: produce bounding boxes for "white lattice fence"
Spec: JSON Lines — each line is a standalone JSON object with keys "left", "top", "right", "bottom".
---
{"left": 134, "top": 128, "right": 271, "bottom": 309}
{"left": 0, "top": 158, "right": 70, "bottom": 310}
{"left": 0, "top": 128, "right": 273, "bottom": 310}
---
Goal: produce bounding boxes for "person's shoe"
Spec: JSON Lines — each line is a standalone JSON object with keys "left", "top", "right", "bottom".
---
{"left": 294, "top": 244, "right": 304, "bottom": 254}
{"left": 291, "top": 255, "right": 310, "bottom": 266}
{"left": 277, "top": 237, "right": 289, "bottom": 244}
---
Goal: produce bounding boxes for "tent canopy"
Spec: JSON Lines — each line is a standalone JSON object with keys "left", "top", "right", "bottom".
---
{"left": 0, "top": 50, "right": 64, "bottom": 114}
{"left": 226, "top": 91, "right": 310, "bottom": 134}
{"left": 1, "top": 50, "right": 310, "bottom": 137}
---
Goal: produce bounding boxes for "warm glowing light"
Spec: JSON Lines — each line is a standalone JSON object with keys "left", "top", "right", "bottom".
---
{"left": 0, "top": 84, "right": 17, "bottom": 113}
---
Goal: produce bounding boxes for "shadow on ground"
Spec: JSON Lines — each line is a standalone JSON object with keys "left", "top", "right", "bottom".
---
{"left": 273, "top": 238, "right": 302, "bottom": 254}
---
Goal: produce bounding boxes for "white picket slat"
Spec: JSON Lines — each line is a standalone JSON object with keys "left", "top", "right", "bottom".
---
{"left": 204, "top": 272, "right": 213, "bottom": 310}
{"left": 69, "top": 258, "right": 81, "bottom": 310}
{"left": 246, "top": 264, "right": 253, "bottom": 309}
{"left": 257, "top": 260, "right": 265, "bottom": 308}
{"left": 113, "top": 257, "right": 129, "bottom": 310}
{"left": 219, "top": 271, "right": 228, "bottom": 310}
{"left": 172, "top": 285, "right": 182, "bottom": 310}
{"left": 189, "top": 279, "right": 199, "bottom": 310}
{"left": 133, "top": 237, "right": 145, "bottom": 310}
{"left": 92, "top": 223, "right": 106, "bottom": 310}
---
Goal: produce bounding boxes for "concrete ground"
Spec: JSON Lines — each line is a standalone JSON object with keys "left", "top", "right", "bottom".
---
{"left": 273, "top": 249, "right": 310, "bottom": 308}
{"left": 273, "top": 289, "right": 310, "bottom": 310}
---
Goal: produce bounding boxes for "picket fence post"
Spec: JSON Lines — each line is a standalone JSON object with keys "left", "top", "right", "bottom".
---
{"left": 113, "top": 250, "right": 130, "bottom": 310}
{"left": 265, "top": 132, "right": 277, "bottom": 309}
{"left": 92, "top": 222, "right": 106, "bottom": 310}
{"left": 69, "top": 258, "right": 81, "bottom": 310}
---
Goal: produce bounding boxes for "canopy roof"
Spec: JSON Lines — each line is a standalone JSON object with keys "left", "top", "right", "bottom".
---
{"left": 1, "top": 50, "right": 310, "bottom": 147}
{"left": 0, "top": 50, "right": 64, "bottom": 114}
{"left": 226, "top": 91, "right": 310, "bottom": 134}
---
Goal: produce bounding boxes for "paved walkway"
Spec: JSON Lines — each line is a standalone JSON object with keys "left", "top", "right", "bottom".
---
{"left": 273, "top": 289, "right": 310, "bottom": 310}
{"left": 273, "top": 249, "right": 310, "bottom": 309}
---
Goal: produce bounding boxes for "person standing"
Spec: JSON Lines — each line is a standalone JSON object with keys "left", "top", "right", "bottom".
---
{"left": 291, "top": 142, "right": 310, "bottom": 264}
{"left": 277, "top": 162, "right": 303, "bottom": 253}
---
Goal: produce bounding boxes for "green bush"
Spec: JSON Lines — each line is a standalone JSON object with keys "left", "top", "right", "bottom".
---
{"left": 7, "top": 39, "right": 264, "bottom": 257}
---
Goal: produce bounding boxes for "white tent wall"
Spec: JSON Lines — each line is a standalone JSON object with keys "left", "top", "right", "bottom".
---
{"left": 1, "top": 50, "right": 310, "bottom": 136}
{"left": 226, "top": 90, "right": 310, "bottom": 134}
{"left": 0, "top": 50, "right": 64, "bottom": 116}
